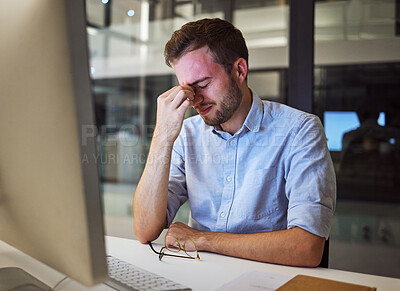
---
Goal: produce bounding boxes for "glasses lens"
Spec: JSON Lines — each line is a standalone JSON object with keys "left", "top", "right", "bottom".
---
{"left": 183, "top": 240, "right": 198, "bottom": 258}
{"left": 165, "top": 236, "right": 180, "bottom": 253}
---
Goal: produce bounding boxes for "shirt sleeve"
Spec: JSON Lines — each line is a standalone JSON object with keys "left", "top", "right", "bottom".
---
{"left": 166, "top": 136, "right": 188, "bottom": 227}
{"left": 285, "top": 115, "right": 337, "bottom": 239}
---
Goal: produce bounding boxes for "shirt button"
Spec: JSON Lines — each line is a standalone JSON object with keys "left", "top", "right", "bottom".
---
{"left": 226, "top": 176, "right": 232, "bottom": 182}
{"left": 220, "top": 212, "right": 226, "bottom": 218}
{"left": 229, "top": 140, "right": 235, "bottom": 146}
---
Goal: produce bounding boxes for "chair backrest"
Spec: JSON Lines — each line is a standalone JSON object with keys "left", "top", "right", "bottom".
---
{"left": 318, "top": 239, "right": 329, "bottom": 268}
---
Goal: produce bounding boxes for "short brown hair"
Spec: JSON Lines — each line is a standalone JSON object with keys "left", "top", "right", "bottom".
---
{"left": 164, "top": 18, "right": 248, "bottom": 75}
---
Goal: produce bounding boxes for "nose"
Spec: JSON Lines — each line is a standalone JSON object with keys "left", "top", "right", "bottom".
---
{"left": 192, "top": 89, "right": 204, "bottom": 107}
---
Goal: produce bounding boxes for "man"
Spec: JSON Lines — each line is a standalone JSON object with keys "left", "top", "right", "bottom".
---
{"left": 133, "top": 18, "right": 336, "bottom": 267}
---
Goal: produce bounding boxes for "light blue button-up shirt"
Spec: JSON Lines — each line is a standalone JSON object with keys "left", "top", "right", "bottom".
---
{"left": 167, "top": 91, "right": 336, "bottom": 239}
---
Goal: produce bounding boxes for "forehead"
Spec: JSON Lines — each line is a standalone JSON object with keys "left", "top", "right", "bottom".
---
{"left": 173, "top": 46, "right": 226, "bottom": 85}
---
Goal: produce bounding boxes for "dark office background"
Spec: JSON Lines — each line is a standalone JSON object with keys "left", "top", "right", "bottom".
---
{"left": 86, "top": 0, "right": 400, "bottom": 278}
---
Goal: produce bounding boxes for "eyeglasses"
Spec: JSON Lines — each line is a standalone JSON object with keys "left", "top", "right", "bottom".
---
{"left": 147, "top": 235, "right": 200, "bottom": 261}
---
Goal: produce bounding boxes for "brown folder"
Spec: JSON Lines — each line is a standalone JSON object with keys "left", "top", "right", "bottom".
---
{"left": 276, "top": 274, "right": 377, "bottom": 291}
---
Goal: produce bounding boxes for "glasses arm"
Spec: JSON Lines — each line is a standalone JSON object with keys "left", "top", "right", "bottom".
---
{"left": 147, "top": 241, "right": 161, "bottom": 255}
{"left": 147, "top": 241, "right": 165, "bottom": 261}
{"left": 147, "top": 241, "right": 200, "bottom": 261}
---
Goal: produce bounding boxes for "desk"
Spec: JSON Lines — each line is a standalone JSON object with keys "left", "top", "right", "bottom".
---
{"left": 1, "top": 236, "right": 399, "bottom": 290}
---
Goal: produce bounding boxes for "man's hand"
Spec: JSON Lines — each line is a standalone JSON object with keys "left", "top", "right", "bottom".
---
{"left": 154, "top": 86, "right": 195, "bottom": 145}
{"left": 165, "top": 222, "right": 325, "bottom": 267}
{"left": 166, "top": 222, "right": 207, "bottom": 250}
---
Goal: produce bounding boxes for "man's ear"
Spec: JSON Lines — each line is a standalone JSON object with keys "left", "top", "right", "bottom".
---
{"left": 233, "top": 58, "right": 248, "bottom": 85}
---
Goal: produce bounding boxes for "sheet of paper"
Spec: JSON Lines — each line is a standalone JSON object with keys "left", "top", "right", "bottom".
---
{"left": 216, "top": 271, "right": 293, "bottom": 291}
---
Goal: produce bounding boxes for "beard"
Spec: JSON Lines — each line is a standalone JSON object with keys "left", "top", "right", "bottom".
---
{"left": 201, "top": 76, "right": 243, "bottom": 127}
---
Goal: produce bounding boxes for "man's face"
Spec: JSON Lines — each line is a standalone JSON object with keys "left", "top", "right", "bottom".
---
{"left": 173, "top": 46, "right": 242, "bottom": 126}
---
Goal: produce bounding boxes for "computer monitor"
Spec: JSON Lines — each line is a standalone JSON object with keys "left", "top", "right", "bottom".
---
{"left": 0, "top": 0, "right": 107, "bottom": 287}
{"left": 324, "top": 111, "right": 385, "bottom": 151}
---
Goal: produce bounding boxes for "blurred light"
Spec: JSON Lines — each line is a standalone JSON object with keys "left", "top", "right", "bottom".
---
{"left": 377, "top": 112, "right": 385, "bottom": 126}
{"left": 90, "top": 67, "right": 96, "bottom": 75}
{"left": 140, "top": 1, "right": 149, "bottom": 42}
{"left": 87, "top": 27, "right": 98, "bottom": 36}
{"left": 101, "top": 0, "right": 109, "bottom": 4}
{"left": 246, "top": 37, "right": 287, "bottom": 48}
{"left": 127, "top": 10, "right": 135, "bottom": 17}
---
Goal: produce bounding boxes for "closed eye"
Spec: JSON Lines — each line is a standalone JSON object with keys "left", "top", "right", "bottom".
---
{"left": 197, "top": 83, "right": 209, "bottom": 89}
{"left": 188, "top": 77, "right": 211, "bottom": 89}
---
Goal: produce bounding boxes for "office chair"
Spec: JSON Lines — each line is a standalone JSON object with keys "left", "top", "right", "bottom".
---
{"left": 318, "top": 239, "right": 329, "bottom": 268}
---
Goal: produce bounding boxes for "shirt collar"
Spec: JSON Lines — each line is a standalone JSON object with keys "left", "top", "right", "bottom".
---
{"left": 242, "top": 90, "right": 264, "bottom": 132}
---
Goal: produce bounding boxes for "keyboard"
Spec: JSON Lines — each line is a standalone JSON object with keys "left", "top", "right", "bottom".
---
{"left": 106, "top": 255, "right": 191, "bottom": 291}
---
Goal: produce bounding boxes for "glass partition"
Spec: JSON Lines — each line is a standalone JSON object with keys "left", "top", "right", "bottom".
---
{"left": 87, "top": 0, "right": 400, "bottom": 278}
{"left": 315, "top": 0, "right": 396, "bottom": 41}
{"left": 314, "top": 0, "right": 400, "bottom": 278}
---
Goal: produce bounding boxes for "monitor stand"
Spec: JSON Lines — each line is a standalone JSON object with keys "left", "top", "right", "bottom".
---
{"left": 0, "top": 267, "right": 51, "bottom": 291}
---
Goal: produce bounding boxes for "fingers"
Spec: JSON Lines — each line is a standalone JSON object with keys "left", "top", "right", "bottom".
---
{"left": 165, "top": 234, "right": 179, "bottom": 249}
{"left": 167, "top": 222, "right": 192, "bottom": 239}
{"left": 159, "top": 86, "right": 194, "bottom": 108}
{"left": 172, "top": 93, "right": 191, "bottom": 117}
{"left": 166, "top": 222, "right": 201, "bottom": 252}
{"left": 155, "top": 86, "right": 195, "bottom": 143}
{"left": 160, "top": 86, "right": 195, "bottom": 118}
{"left": 172, "top": 86, "right": 195, "bottom": 109}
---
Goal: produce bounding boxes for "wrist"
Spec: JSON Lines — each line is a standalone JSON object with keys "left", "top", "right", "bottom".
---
{"left": 152, "top": 124, "right": 177, "bottom": 148}
{"left": 197, "top": 231, "right": 213, "bottom": 252}
{"left": 146, "top": 143, "right": 173, "bottom": 166}
{"left": 153, "top": 120, "right": 183, "bottom": 145}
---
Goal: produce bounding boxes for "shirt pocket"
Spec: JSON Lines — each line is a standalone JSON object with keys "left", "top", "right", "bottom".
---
{"left": 230, "top": 203, "right": 288, "bottom": 233}
{"left": 246, "top": 166, "right": 277, "bottom": 186}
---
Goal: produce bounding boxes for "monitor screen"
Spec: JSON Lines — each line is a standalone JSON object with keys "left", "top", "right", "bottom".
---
{"left": 323, "top": 111, "right": 385, "bottom": 151}
{"left": 0, "top": 0, "right": 107, "bottom": 287}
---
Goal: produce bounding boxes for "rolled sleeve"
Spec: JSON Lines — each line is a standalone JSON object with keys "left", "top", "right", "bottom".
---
{"left": 285, "top": 115, "right": 336, "bottom": 239}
